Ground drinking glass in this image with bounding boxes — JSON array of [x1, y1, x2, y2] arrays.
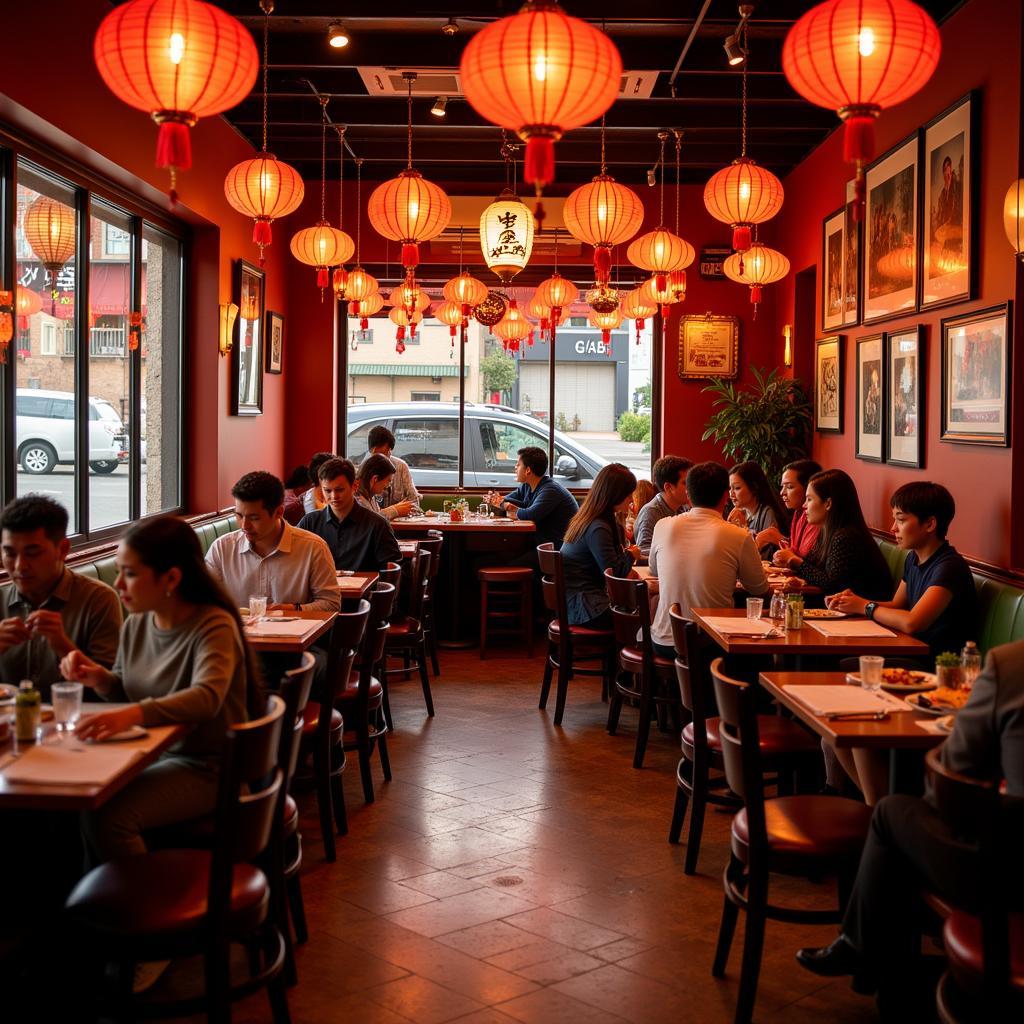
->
[[443, 500, 453, 519], [52, 681, 83, 732], [248, 595, 268, 623], [769, 591, 787, 621], [859, 655, 884, 692], [746, 597, 763, 621]]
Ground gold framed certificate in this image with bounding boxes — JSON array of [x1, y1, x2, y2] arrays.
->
[[677, 314, 739, 380]]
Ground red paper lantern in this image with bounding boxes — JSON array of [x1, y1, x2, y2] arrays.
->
[[588, 307, 623, 351], [563, 174, 644, 283], [333, 266, 349, 300], [346, 268, 378, 305], [704, 158, 784, 252], [723, 241, 790, 317], [289, 223, 355, 295], [459, 2, 621, 213], [225, 154, 304, 261], [619, 289, 656, 344], [368, 170, 451, 272], [16, 287, 43, 331], [435, 299, 463, 339], [783, 0, 940, 213], [23, 196, 76, 283], [349, 290, 383, 331], [443, 272, 489, 320], [94, 0, 258, 199], [534, 273, 579, 318], [493, 299, 532, 348], [627, 228, 695, 290]]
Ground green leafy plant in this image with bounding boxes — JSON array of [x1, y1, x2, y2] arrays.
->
[[935, 652, 960, 668], [616, 411, 651, 443], [480, 352, 517, 397], [701, 367, 812, 484]]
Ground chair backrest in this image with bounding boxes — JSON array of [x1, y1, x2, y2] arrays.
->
[[711, 657, 768, 849], [377, 562, 401, 593], [669, 604, 710, 725], [277, 652, 315, 792], [359, 582, 397, 698], [537, 542, 569, 629], [406, 548, 431, 619], [421, 532, 443, 583], [604, 568, 652, 646], [209, 694, 286, 924], [320, 601, 371, 739]]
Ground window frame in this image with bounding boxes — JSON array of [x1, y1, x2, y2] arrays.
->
[[0, 123, 188, 546]]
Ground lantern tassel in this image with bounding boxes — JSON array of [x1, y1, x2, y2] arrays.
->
[[594, 246, 612, 283], [655, 273, 667, 292], [317, 267, 329, 288], [524, 136, 555, 189], [853, 171, 867, 223], [732, 225, 752, 252], [155, 121, 192, 173], [360, 317, 369, 331], [843, 116, 876, 168], [401, 243, 419, 269], [253, 219, 273, 246], [751, 285, 762, 304]]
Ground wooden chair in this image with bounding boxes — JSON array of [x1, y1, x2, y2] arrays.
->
[[537, 542, 615, 727], [710, 658, 873, 1024], [298, 601, 370, 862], [65, 696, 290, 1024], [375, 561, 402, 731], [418, 530, 443, 676], [478, 566, 534, 659], [667, 605, 820, 874], [928, 747, 1024, 1023], [383, 548, 435, 717], [338, 582, 396, 804], [604, 569, 680, 769]]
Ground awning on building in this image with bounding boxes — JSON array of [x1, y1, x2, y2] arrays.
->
[[349, 363, 468, 377]]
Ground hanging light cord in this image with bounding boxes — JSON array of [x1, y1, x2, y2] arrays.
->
[[600, 114, 608, 176], [741, 20, 749, 158], [336, 126, 345, 228], [459, 225, 465, 274], [260, 2, 272, 152], [319, 96, 329, 222], [657, 133, 667, 225], [406, 76, 414, 170], [355, 157, 363, 261], [674, 131, 682, 234], [553, 226, 559, 272]]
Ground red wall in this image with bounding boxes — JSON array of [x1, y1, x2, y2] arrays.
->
[[0, 0, 290, 512], [772, 0, 1024, 569]]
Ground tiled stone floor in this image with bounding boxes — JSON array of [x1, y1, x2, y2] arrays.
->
[[219, 647, 878, 1023]]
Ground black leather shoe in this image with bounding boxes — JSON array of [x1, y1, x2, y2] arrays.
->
[[796, 935, 862, 978]]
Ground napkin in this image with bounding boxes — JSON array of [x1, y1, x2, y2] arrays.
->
[[785, 685, 908, 716], [699, 616, 779, 636], [246, 619, 320, 638], [2, 742, 145, 786], [805, 619, 896, 638]]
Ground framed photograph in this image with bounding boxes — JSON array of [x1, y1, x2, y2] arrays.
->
[[266, 310, 284, 374], [677, 314, 739, 379], [856, 334, 885, 462], [863, 134, 920, 325], [886, 325, 924, 468], [941, 303, 1012, 446], [814, 335, 844, 433], [843, 178, 860, 326], [822, 206, 846, 331], [921, 92, 977, 310], [231, 259, 265, 415]]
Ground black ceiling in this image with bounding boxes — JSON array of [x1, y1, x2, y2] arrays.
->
[[127, 1, 967, 189]]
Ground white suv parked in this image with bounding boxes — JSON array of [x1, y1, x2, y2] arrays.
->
[[16, 388, 126, 475]]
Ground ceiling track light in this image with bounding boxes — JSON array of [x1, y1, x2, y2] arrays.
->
[[724, 4, 755, 65], [431, 96, 448, 117], [441, 17, 459, 37], [327, 21, 350, 48]]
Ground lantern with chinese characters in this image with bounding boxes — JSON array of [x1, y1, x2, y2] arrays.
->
[[94, 0, 258, 200], [563, 171, 644, 284], [443, 271, 489, 322], [782, 0, 939, 216], [723, 241, 790, 318], [588, 306, 623, 352], [480, 189, 535, 283], [459, 2, 621, 219], [23, 196, 76, 289], [349, 290, 383, 331], [620, 290, 656, 344], [1004, 179, 1024, 260]]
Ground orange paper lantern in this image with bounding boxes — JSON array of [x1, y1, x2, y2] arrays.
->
[[493, 299, 532, 347], [225, 154, 305, 260], [289, 222, 355, 291], [723, 241, 790, 315], [443, 271, 489, 320], [534, 272, 579, 317], [349, 290, 383, 331], [23, 196, 76, 283], [94, 0, 258, 198], [588, 306, 623, 351], [435, 299, 464, 339], [627, 228, 694, 289], [704, 158, 784, 252], [563, 174, 644, 283], [368, 170, 451, 272], [346, 268, 378, 304], [619, 289, 656, 343]]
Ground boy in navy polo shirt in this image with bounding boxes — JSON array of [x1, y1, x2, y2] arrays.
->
[[827, 481, 977, 658]]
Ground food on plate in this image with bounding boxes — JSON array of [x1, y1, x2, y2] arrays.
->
[[881, 668, 931, 687], [803, 608, 845, 618], [912, 687, 972, 711], [424, 509, 437, 517]]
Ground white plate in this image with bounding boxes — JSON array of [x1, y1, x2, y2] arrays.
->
[[906, 692, 962, 716], [878, 670, 938, 694], [803, 608, 847, 619], [0, 683, 17, 701], [98, 725, 148, 742]]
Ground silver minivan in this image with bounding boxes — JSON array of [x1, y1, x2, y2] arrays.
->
[[15, 388, 127, 474], [346, 402, 607, 489]]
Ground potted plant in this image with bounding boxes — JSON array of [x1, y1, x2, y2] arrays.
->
[[702, 367, 812, 484], [935, 651, 963, 689]]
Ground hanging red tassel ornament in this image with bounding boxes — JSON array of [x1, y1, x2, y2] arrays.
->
[[333, 267, 348, 300], [401, 243, 419, 270], [396, 339, 406, 354], [594, 246, 613, 283], [396, 326, 406, 342], [732, 225, 751, 252], [316, 268, 329, 289], [750, 285, 763, 304], [668, 270, 687, 302], [253, 219, 273, 247], [128, 311, 144, 351]]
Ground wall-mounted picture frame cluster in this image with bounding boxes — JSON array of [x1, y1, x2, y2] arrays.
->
[[814, 335, 843, 433], [822, 182, 861, 331]]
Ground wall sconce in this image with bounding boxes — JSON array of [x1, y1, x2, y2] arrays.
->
[[782, 323, 793, 367], [219, 302, 239, 357]]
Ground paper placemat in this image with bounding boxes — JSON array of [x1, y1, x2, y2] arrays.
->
[[785, 685, 908, 716], [805, 619, 896, 638], [246, 619, 320, 638], [2, 741, 144, 786], [699, 616, 778, 637]]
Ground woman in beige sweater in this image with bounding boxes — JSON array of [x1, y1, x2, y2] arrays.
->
[[62, 516, 261, 862]]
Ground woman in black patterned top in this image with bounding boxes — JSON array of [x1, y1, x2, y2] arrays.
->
[[778, 469, 891, 600]]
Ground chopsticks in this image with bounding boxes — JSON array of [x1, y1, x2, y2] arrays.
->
[[824, 711, 890, 721]]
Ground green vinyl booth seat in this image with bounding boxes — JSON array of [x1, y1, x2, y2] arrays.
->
[[72, 514, 239, 588], [875, 538, 1024, 655]]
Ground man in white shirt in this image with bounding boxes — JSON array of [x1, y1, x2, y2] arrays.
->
[[648, 461, 768, 656], [367, 425, 421, 520], [206, 471, 340, 612]]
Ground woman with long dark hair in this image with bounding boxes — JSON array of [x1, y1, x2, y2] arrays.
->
[[61, 516, 260, 862], [727, 461, 791, 560], [763, 459, 823, 562], [356, 453, 396, 513], [559, 463, 639, 627], [779, 469, 891, 598], [625, 478, 656, 542]]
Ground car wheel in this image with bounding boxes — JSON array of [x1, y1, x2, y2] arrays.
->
[[19, 442, 57, 474], [90, 460, 119, 474]]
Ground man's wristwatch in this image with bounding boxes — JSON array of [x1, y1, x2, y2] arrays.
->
[[864, 601, 878, 620]]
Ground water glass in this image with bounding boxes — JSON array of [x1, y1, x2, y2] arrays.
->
[[248, 595, 268, 623], [769, 591, 787, 621], [859, 655, 884, 692], [52, 681, 83, 732], [443, 499, 453, 519], [746, 597, 763, 621]]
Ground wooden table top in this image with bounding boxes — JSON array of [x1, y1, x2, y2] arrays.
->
[[691, 607, 930, 658], [244, 609, 338, 653], [391, 514, 536, 533], [760, 671, 947, 750], [632, 567, 821, 597], [398, 540, 419, 557], [0, 709, 186, 811]]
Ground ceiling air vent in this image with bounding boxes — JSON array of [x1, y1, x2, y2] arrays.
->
[[359, 67, 462, 96]]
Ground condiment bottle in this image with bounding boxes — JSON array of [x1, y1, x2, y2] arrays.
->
[[785, 593, 804, 630], [15, 679, 41, 744], [960, 641, 981, 690]]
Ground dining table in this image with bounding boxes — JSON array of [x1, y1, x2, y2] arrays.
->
[[244, 608, 339, 654], [0, 707, 187, 811]]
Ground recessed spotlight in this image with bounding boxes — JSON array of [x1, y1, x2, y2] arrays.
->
[[431, 96, 448, 118], [723, 33, 745, 65], [327, 22, 350, 48]]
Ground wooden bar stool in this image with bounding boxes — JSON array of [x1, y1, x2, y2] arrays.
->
[[478, 566, 534, 659]]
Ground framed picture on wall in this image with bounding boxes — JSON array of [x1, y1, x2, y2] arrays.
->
[[941, 303, 1012, 446], [863, 134, 920, 325], [921, 92, 978, 310], [885, 325, 924, 468], [814, 335, 844, 433], [822, 206, 846, 331], [842, 178, 860, 326], [266, 310, 284, 374], [677, 314, 739, 379], [231, 260, 264, 415], [855, 334, 884, 462]]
